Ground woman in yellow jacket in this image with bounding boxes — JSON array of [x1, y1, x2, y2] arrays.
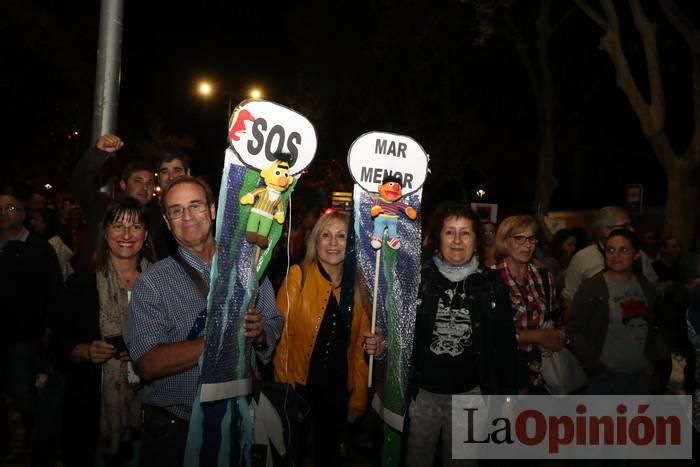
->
[[274, 210, 370, 465]]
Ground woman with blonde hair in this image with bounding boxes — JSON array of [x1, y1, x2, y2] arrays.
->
[[494, 215, 565, 394], [273, 210, 370, 465]]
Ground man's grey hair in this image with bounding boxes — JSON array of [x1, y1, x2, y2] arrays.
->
[[594, 206, 629, 240]]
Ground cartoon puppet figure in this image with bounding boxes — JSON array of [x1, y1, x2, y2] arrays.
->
[[370, 175, 417, 249], [240, 154, 293, 248]]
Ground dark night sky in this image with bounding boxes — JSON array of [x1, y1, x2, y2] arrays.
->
[[4, 0, 692, 217]]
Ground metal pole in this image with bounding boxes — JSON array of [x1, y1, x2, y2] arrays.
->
[[91, 0, 124, 143]]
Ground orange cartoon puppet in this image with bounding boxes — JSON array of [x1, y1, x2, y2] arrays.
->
[[370, 175, 417, 249]]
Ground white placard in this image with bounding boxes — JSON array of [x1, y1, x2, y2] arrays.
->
[[228, 99, 317, 175], [347, 131, 429, 195]]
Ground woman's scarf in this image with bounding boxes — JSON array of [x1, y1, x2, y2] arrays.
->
[[432, 252, 480, 282], [96, 257, 149, 455]]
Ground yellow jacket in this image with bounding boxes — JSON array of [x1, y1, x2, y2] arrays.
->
[[273, 262, 370, 413]]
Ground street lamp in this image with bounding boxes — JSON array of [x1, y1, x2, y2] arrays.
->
[[195, 79, 266, 120], [197, 80, 213, 97], [195, 79, 231, 120]]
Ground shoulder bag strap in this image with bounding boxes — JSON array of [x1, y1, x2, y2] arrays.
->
[[171, 249, 209, 299]]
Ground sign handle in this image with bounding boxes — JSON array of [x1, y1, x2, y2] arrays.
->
[[368, 248, 381, 387], [248, 246, 262, 309]]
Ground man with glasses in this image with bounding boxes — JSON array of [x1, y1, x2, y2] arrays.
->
[[0, 189, 62, 462], [71, 134, 173, 271], [562, 206, 658, 320], [124, 177, 283, 467]]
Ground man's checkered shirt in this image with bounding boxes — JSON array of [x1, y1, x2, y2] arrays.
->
[[124, 246, 282, 420]]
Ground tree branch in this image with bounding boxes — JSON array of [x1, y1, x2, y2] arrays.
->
[[551, 5, 577, 36], [536, 0, 556, 143], [574, 0, 607, 31], [591, 1, 651, 136], [660, 0, 700, 161], [629, 0, 666, 133], [659, 0, 700, 51], [537, 0, 555, 111], [504, 4, 543, 104]]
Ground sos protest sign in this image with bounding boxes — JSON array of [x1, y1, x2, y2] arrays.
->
[[228, 99, 317, 175]]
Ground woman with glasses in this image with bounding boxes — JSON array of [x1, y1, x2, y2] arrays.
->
[[494, 215, 565, 394], [50, 197, 154, 466], [568, 229, 667, 395]]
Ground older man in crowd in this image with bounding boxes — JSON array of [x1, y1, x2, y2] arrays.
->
[[124, 176, 283, 467]]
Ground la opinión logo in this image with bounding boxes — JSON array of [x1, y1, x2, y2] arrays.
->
[[451, 395, 691, 460]]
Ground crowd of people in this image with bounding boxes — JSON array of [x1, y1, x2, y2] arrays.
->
[[2, 133, 700, 467]]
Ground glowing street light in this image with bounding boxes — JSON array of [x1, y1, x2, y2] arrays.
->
[[195, 79, 266, 120], [197, 80, 213, 97]]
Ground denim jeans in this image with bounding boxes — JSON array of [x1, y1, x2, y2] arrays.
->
[[140, 405, 188, 467]]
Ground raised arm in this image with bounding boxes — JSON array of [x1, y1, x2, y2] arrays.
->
[[70, 134, 123, 217]]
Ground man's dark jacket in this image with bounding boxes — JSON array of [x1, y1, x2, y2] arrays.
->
[[0, 232, 62, 343]]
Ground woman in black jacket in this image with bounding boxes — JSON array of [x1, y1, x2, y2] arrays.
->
[[404, 202, 517, 467]]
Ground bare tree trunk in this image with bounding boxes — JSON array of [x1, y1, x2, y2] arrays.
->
[[534, 129, 557, 234], [663, 160, 697, 244], [532, 0, 558, 230], [503, 0, 559, 235]]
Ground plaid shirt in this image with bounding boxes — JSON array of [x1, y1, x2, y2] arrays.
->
[[496, 259, 558, 352], [124, 246, 282, 420]]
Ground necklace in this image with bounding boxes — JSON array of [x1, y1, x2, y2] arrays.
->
[[118, 270, 139, 290], [505, 261, 527, 286]]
